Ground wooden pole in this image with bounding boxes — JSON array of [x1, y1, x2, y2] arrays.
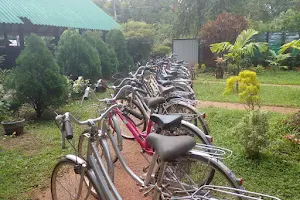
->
[[3, 24, 8, 47], [19, 25, 24, 49]]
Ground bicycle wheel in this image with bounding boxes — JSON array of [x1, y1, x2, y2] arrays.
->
[[51, 158, 97, 200], [160, 120, 210, 145], [162, 153, 243, 199], [116, 97, 147, 139], [164, 102, 210, 135]]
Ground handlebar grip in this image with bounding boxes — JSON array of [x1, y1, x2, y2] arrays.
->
[[64, 119, 73, 140], [83, 87, 90, 100], [95, 79, 101, 88]]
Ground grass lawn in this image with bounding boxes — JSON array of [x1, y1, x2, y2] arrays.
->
[[201, 107, 300, 200], [198, 70, 300, 85], [194, 78, 300, 107]]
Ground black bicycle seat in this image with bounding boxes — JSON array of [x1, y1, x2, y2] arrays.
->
[[157, 79, 172, 86], [158, 85, 175, 95], [144, 97, 166, 109], [150, 114, 182, 129], [147, 133, 195, 161]]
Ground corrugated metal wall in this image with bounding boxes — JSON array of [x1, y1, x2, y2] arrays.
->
[[172, 39, 199, 66]]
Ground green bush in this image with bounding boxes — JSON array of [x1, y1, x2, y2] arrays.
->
[[5, 34, 68, 118], [106, 29, 134, 73], [255, 64, 265, 74], [234, 109, 269, 158], [70, 76, 89, 97], [56, 30, 101, 82], [123, 21, 155, 64], [151, 45, 171, 57], [224, 70, 260, 110], [83, 31, 119, 78]]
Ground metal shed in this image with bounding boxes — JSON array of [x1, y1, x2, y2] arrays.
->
[[172, 39, 200, 66]]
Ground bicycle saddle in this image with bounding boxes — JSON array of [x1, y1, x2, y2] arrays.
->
[[150, 114, 182, 129], [144, 97, 166, 109], [158, 85, 175, 95], [147, 133, 195, 161], [157, 79, 172, 86]]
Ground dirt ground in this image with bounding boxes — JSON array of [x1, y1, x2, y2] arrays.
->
[[197, 100, 300, 114]]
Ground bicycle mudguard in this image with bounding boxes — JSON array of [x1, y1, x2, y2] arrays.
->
[[65, 154, 87, 165], [181, 120, 211, 145]]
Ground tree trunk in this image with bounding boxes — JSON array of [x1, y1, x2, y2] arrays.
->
[[35, 107, 43, 118]]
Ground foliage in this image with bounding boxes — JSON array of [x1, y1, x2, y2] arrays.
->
[[106, 29, 134, 73], [83, 31, 119, 78], [266, 50, 291, 70], [279, 39, 300, 54], [282, 111, 300, 144], [5, 34, 68, 118], [56, 30, 102, 82], [234, 109, 269, 158], [211, 29, 267, 74], [153, 22, 174, 46], [255, 64, 265, 75], [200, 12, 248, 46], [71, 76, 89, 97], [227, 63, 239, 75], [201, 64, 206, 73], [0, 85, 11, 121], [273, 9, 300, 32], [224, 70, 260, 110], [151, 45, 171, 57], [122, 21, 155, 64]]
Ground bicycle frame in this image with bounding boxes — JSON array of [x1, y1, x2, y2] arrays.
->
[[108, 106, 155, 155]]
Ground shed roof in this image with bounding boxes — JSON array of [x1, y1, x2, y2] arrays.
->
[[0, 0, 119, 30]]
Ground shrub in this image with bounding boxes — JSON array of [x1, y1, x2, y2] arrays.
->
[[5, 34, 68, 118], [282, 111, 300, 145], [200, 12, 248, 46], [255, 64, 265, 74], [227, 63, 239, 75], [106, 29, 134, 74], [83, 31, 119, 78], [122, 21, 155, 64], [234, 109, 269, 158], [151, 45, 171, 57], [201, 64, 206, 73], [56, 30, 101, 82], [224, 70, 260, 110], [71, 76, 89, 97]]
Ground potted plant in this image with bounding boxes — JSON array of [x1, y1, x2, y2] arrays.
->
[[0, 69, 25, 136]]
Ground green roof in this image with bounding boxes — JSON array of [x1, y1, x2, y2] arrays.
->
[[0, 0, 119, 30]]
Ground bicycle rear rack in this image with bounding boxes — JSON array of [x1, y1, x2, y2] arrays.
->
[[190, 144, 232, 160], [192, 185, 281, 200]]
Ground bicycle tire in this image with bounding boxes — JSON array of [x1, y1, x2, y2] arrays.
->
[[51, 158, 99, 200], [164, 102, 210, 135], [162, 152, 243, 199], [117, 97, 147, 131], [160, 120, 210, 145]]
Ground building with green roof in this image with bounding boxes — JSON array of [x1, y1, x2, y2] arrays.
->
[[0, 0, 119, 68]]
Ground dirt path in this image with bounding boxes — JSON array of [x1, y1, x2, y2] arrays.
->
[[200, 80, 300, 88], [34, 131, 151, 200], [197, 100, 300, 114]]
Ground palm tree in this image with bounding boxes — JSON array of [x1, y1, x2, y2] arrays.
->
[[210, 29, 267, 74], [279, 39, 300, 53]]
